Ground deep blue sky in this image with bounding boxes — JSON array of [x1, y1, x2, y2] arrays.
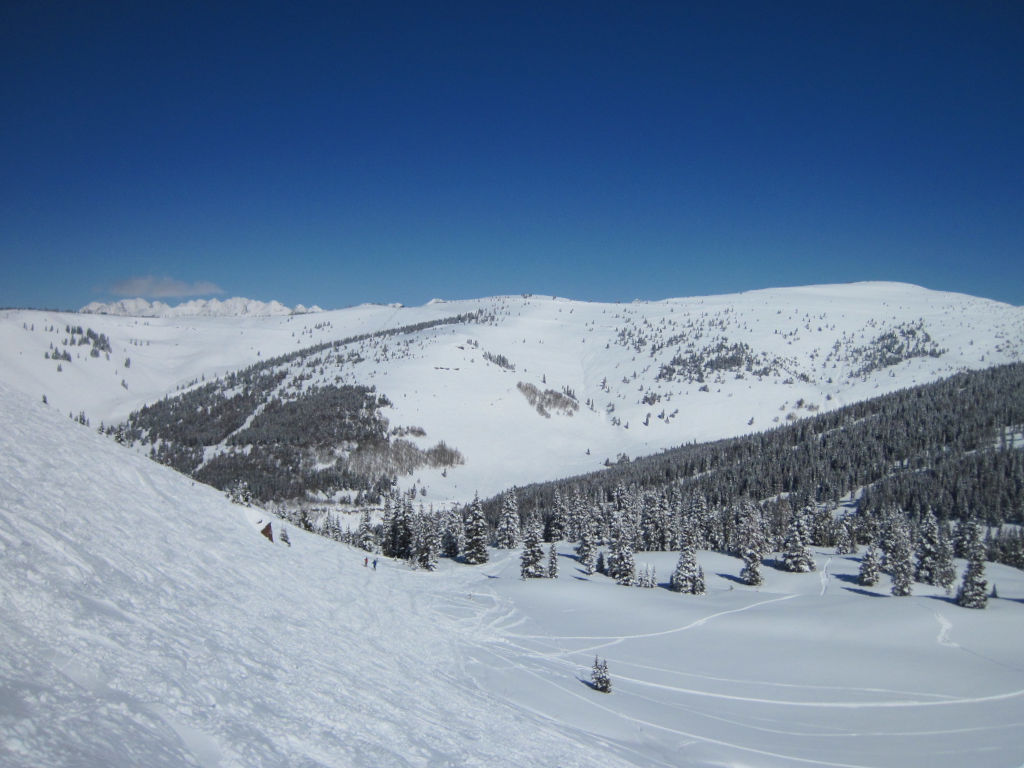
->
[[2, 1, 1022, 309]]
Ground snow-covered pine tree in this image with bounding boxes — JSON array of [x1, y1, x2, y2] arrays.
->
[[495, 490, 521, 549], [834, 516, 856, 555], [956, 520, 988, 609], [858, 543, 881, 586], [737, 501, 765, 586], [781, 507, 816, 572], [462, 493, 489, 565], [607, 514, 636, 586], [440, 504, 464, 559], [575, 518, 597, 574], [887, 522, 914, 597], [669, 541, 706, 595], [935, 524, 956, 592], [356, 509, 376, 552], [546, 542, 558, 578], [552, 488, 569, 540], [414, 507, 440, 571], [519, 516, 546, 579], [591, 657, 611, 693], [915, 509, 942, 585]]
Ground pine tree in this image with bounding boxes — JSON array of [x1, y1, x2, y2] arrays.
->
[[887, 522, 914, 597], [833, 516, 856, 555], [440, 504, 464, 559], [738, 502, 765, 586], [575, 517, 597, 574], [858, 544, 881, 586], [414, 508, 440, 571], [591, 657, 611, 693], [781, 507, 816, 572], [546, 542, 559, 578], [519, 517, 546, 579], [956, 520, 988, 609], [463, 493, 489, 565], [915, 509, 942, 585], [356, 509, 376, 552], [607, 514, 636, 586], [495, 490, 521, 549], [934, 523, 956, 592], [669, 540, 705, 595]]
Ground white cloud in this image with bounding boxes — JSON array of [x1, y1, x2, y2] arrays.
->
[[111, 276, 225, 299]]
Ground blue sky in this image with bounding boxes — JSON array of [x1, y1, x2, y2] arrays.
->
[[2, 1, 1022, 309]]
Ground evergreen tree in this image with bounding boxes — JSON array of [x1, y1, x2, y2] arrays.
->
[[669, 541, 706, 595], [495, 490, 521, 549], [414, 508, 441, 571], [738, 502, 765, 586], [463, 493, 489, 564], [546, 542, 559, 578], [956, 520, 988, 609], [887, 522, 914, 597], [591, 657, 611, 693], [606, 514, 636, 585], [934, 524, 957, 592], [781, 507, 816, 572], [858, 543, 881, 586], [915, 509, 942, 585], [519, 516, 546, 579], [575, 517, 597, 574], [833, 516, 856, 555], [356, 509, 376, 552], [440, 504, 464, 559]]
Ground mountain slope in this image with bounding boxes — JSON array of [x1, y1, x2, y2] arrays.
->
[[2, 282, 1022, 504], [3, 381, 1023, 767], [0, 382, 633, 767]]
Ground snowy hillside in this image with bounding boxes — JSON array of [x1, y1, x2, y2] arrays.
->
[[3, 381, 1023, 767], [2, 282, 1022, 504]]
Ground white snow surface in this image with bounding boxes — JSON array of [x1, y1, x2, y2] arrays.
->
[[4, 282, 1022, 505], [2, 382, 1024, 767]]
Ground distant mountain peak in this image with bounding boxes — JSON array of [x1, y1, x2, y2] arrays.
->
[[80, 297, 323, 317]]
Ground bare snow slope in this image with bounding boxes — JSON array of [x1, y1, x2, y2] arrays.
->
[[2, 282, 1022, 503], [0, 382, 635, 768]]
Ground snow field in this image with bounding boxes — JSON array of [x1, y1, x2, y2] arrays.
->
[[459, 547, 1024, 767], [0, 382, 635, 767]]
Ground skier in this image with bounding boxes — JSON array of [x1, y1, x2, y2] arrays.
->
[[364, 556, 368, 567], [372, 559, 378, 570]]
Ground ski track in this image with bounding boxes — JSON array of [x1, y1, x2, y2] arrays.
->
[[505, 593, 797, 644]]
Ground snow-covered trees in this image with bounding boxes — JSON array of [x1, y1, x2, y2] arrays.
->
[[858, 543, 881, 586], [886, 521, 914, 597], [519, 516, 546, 579], [606, 514, 636, 586], [956, 520, 988, 609], [440, 504, 464, 559], [781, 507, 816, 573], [495, 490, 521, 549], [669, 542, 705, 595], [463, 494, 489, 564], [737, 502, 765, 586], [591, 657, 611, 693], [355, 509, 376, 552], [575, 518, 597, 575], [915, 509, 944, 585], [546, 542, 559, 578]]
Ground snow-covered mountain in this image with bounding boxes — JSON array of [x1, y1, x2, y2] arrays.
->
[[80, 297, 323, 317], [2, 370, 1023, 768], [2, 282, 1022, 504]]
